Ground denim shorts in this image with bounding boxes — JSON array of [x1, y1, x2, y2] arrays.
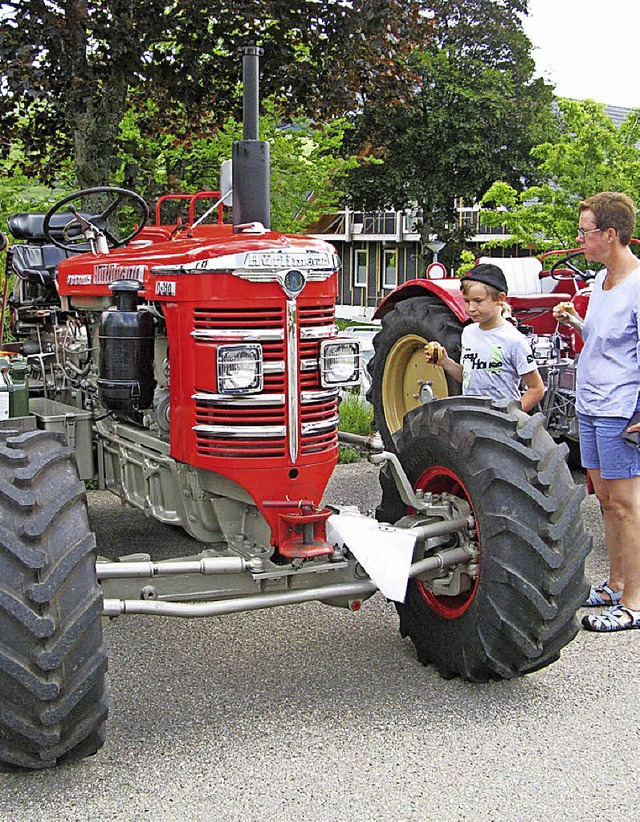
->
[[577, 412, 640, 479]]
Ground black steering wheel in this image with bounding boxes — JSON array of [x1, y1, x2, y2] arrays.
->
[[547, 251, 598, 283], [43, 186, 149, 252]]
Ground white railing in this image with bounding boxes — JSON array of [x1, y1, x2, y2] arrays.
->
[[308, 207, 510, 243]]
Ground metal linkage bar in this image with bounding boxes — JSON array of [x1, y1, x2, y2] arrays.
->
[[335, 437, 432, 514], [368, 449, 429, 511], [337, 431, 384, 451], [410, 517, 473, 541], [96, 556, 263, 580], [103, 580, 378, 618], [101, 545, 474, 618], [408, 545, 475, 578]]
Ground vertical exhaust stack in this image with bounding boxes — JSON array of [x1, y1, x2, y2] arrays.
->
[[233, 45, 271, 231]]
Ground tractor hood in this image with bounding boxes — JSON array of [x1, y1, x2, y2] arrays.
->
[[57, 231, 340, 298]]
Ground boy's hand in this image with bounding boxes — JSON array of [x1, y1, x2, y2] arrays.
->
[[424, 341, 446, 364], [425, 340, 463, 383]]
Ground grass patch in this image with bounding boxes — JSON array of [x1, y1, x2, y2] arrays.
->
[[337, 446, 361, 464], [338, 390, 373, 435], [338, 390, 374, 463]]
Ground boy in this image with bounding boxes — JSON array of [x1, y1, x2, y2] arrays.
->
[[425, 263, 545, 412]]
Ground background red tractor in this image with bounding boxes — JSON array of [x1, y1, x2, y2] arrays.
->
[[366, 249, 605, 465]]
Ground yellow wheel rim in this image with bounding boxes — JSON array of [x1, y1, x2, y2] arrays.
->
[[381, 334, 450, 435]]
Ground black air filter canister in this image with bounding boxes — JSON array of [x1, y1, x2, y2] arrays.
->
[[97, 279, 156, 412]]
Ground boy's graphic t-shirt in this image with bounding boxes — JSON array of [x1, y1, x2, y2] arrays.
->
[[460, 322, 536, 402]]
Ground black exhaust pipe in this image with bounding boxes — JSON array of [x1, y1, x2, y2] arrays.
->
[[233, 45, 271, 230]]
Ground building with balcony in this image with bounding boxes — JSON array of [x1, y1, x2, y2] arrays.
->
[[307, 104, 636, 318], [306, 206, 511, 319]]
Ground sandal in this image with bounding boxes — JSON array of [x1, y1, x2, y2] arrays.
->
[[583, 580, 622, 607], [582, 604, 640, 632]]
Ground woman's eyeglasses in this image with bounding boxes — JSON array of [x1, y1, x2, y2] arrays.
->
[[577, 227, 602, 240]]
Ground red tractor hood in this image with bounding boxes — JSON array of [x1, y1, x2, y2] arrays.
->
[[57, 232, 339, 298]]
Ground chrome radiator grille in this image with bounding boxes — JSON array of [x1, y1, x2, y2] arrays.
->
[[192, 304, 339, 459]]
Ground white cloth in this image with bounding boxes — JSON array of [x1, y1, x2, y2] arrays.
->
[[326, 513, 416, 603]]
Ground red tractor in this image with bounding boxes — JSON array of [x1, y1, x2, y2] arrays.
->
[[0, 49, 590, 769], [367, 249, 599, 465]]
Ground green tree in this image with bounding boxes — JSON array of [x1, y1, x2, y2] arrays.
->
[[117, 99, 360, 232], [0, 0, 430, 189], [0, 139, 75, 231], [344, 0, 555, 266], [481, 99, 640, 252], [0, 99, 358, 234]]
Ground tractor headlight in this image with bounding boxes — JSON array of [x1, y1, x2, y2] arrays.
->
[[320, 339, 362, 387], [217, 344, 263, 394]]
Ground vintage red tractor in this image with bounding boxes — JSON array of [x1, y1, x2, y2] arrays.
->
[[0, 49, 590, 769], [366, 249, 603, 466]]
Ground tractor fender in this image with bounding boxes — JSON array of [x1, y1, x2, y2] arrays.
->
[[374, 278, 467, 323]]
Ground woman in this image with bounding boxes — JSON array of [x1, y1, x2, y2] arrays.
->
[[554, 191, 640, 632]]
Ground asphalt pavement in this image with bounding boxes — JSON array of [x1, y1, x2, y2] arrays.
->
[[0, 462, 638, 821]]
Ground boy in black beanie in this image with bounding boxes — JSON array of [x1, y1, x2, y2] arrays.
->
[[425, 263, 544, 412]]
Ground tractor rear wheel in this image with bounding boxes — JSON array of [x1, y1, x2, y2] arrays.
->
[[367, 296, 464, 449], [377, 397, 590, 682], [0, 429, 108, 769]]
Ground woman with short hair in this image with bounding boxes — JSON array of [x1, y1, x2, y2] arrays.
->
[[554, 191, 640, 632]]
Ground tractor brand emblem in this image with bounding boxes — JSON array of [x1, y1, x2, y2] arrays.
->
[[244, 250, 333, 270], [92, 263, 146, 284], [283, 269, 306, 294], [67, 274, 93, 286], [155, 281, 177, 297]]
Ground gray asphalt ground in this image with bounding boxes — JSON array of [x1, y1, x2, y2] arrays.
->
[[0, 462, 638, 821]]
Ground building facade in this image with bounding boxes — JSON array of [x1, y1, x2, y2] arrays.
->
[[307, 206, 510, 318]]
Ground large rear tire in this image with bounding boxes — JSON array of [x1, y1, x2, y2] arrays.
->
[[377, 397, 591, 682], [367, 296, 464, 449], [0, 429, 108, 769]]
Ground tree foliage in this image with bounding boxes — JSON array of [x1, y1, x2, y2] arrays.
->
[[481, 99, 640, 252], [344, 0, 556, 264], [117, 99, 360, 232], [0, 0, 430, 188]]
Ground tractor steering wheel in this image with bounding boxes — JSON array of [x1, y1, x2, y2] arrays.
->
[[43, 186, 149, 252], [547, 252, 598, 284]]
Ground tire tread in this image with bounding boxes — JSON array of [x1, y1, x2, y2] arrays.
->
[[0, 429, 107, 769], [384, 398, 591, 681]]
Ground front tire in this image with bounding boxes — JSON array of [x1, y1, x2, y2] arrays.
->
[[367, 296, 465, 449], [0, 429, 108, 769], [377, 397, 590, 682]]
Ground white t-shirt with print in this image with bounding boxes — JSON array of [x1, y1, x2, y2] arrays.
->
[[460, 321, 536, 402]]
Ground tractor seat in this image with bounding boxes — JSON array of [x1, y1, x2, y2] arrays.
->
[[476, 256, 571, 308], [7, 211, 92, 242], [7, 211, 93, 284], [9, 243, 70, 285]]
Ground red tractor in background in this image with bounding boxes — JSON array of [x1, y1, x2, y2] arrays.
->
[[0, 48, 590, 770], [367, 248, 600, 465]]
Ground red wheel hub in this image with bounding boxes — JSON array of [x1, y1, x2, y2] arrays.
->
[[414, 465, 478, 618]]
